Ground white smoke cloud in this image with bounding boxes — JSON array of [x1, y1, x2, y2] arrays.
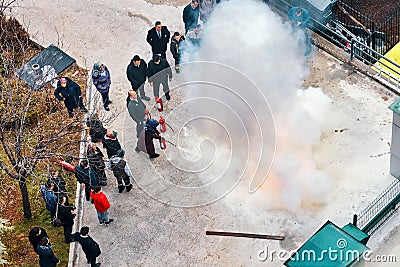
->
[[176, 0, 335, 211]]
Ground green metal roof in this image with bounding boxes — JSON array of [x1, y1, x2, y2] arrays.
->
[[284, 221, 369, 267], [389, 98, 400, 115]]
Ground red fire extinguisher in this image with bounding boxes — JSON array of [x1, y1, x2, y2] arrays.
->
[[159, 116, 166, 133], [155, 96, 163, 112], [57, 160, 76, 172], [159, 137, 167, 150]]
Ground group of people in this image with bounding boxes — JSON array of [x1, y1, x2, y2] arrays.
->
[[29, 226, 102, 267]]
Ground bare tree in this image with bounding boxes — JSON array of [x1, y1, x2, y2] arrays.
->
[[0, 15, 84, 219]]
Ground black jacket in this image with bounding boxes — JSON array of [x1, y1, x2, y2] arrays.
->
[[147, 58, 173, 83], [170, 36, 184, 59], [86, 118, 107, 142], [54, 77, 82, 109], [183, 4, 199, 31], [58, 204, 75, 226], [102, 136, 122, 158], [36, 244, 59, 267], [87, 147, 106, 171], [72, 233, 101, 259], [146, 26, 171, 54], [74, 165, 99, 188], [126, 59, 148, 90]]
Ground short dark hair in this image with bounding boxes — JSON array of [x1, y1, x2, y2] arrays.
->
[[296, 7, 302, 14], [80, 226, 89, 236], [192, 0, 198, 3], [93, 186, 101, 193], [39, 237, 48, 246], [155, 21, 161, 27], [133, 55, 140, 62], [174, 32, 180, 37], [80, 159, 89, 168]]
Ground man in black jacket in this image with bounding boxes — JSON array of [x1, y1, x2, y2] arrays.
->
[[72, 226, 101, 267], [147, 54, 173, 100], [74, 159, 99, 201], [146, 21, 170, 59], [58, 196, 76, 243], [102, 130, 122, 158], [54, 77, 88, 118], [126, 55, 150, 101], [170, 32, 185, 73], [183, 0, 199, 33]]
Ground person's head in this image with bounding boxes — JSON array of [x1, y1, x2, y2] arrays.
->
[[39, 237, 49, 246], [93, 62, 103, 71], [133, 55, 141, 66], [155, 21, 162, 31], [117, 149, 125, 158], [59, 77, 67, 87], [173, 32, 181, 41], [60, 195, 67, 205], [80, 159, 89, 168], [153, 54, 160, 64], [50, 169, 59, 178], [191, 0, 199, 8], [88, 142, 97, 150], [128, 90, 137, 99], [80, 226, 90, 236], [296, 7, 303, 16], [93, 186, 101, 193], [106, 130, 117, 139], [31, 227, 41, 236], [45, 181, 55, 190]]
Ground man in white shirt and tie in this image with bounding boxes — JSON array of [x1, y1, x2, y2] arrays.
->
[[146, 21, 171, 59]]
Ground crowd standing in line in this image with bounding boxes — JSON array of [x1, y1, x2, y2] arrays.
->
[[31, 1, 222, 265]]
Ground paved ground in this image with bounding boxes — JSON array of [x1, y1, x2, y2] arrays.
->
[[11, 0, 400, 266]]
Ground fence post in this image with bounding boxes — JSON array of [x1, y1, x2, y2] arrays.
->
[[353, 214, 358, 227]]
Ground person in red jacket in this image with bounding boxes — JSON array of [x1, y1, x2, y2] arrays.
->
[[90, 186, 114, 225]]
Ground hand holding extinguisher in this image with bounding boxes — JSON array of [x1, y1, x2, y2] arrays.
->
[[159, 136, 167, 150], [155, 96, 163, 112], [159, 116, 166, 133]]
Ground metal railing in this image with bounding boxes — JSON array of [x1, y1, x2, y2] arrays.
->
[[353, 179, 400, 235]]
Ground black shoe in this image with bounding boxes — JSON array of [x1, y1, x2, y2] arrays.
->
[[104, 106, 110, 111], [107, 100, 112, 104], [141, 95, 150, 101], [118, 185, 125, 193], [165, 92, 170, 101], [105, 219, 114, 225], [87, 260, 91, 264], [126, 184, 133, 192], [135, 146, 140, 152], [149, 153, 160, 159], [95, 263, 101, 267]]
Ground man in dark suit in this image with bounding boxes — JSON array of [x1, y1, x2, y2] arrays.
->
[[72, 226, 101, 267], [126, 55, 150, 101], [127, 90, 148, 138], [146, 21, 170, 59]]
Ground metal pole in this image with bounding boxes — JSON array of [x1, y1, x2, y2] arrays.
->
[[206, 230, 285, 240]]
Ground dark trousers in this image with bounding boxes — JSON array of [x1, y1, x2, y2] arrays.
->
[[100, 92, 110, 108], [116, 174, 131, 187], [153, 81, 169, 98], [63, 225, 73, 243], [85, 187, 91, 201], [93, 168, 107, 186], [66, 98, 86, 118], [87, 255, 98, 267], [134, 84, 147, 98], [174, 57, 180, 70]]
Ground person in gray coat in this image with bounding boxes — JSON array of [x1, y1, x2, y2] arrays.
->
[[107, 149, 133, 193], [199, 0, 217, 22], [127, 90, 148, 138]]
